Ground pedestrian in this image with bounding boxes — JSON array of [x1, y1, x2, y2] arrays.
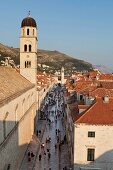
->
[[7, 164, 11, 170], [55, 129, 57, 135], [27, 151, 31, 162], [64, 135, 66, 143], [39, 130, 41, 134], [28, 155, 31, 162], [47, 148, 50, 152], [48, 152, 51, 159], [49, 137, 51, 142], [41, 142, 45, 148], [27, 151, 30, 157], [36, 130, 38, 136], [46, 137, 48, 143], [44, 151, 46, 156], [55, 144, 57, 149], [59, 143, 61, 151], [31, 151, 35, 157], [58, 129, 60, 133], [39, 154, 42, 161], [57, 136, 59, 143]]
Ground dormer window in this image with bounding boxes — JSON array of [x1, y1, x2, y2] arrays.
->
[[27, 29, 29, 35]]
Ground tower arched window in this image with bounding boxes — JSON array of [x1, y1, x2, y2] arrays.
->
[[24, 44, 27, 52], [33, 29, 35, 35], [23, 29, 25, 36], [25, 61, 31, 68], [29, 45, 32, 52], [27, 29, 29, 35], [25, 61, 27, 68]]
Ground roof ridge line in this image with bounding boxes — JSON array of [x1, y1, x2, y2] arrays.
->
[[75, 99, 97, 123]]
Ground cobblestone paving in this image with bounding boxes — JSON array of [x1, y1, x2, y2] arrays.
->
[[19, 120, 46, 170], [20, 86, 71, 170]]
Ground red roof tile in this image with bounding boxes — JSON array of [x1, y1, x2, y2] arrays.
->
[[89, 88, 113, 98], [75, 97, 113, 125]]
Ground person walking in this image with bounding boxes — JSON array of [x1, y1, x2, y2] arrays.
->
[[44, 150, 46, 156], [39, 154, 42, 161], [27, 151, 31, 162], [55, 143, 57, 149], [31, 151, 35, 157], [55, 129, 57, 135], [48, 152, 51, 159]]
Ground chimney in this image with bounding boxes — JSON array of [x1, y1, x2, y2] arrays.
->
[[103, 96, 109, 103]]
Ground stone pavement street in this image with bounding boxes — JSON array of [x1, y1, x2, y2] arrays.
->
[[19, 85, 71, 170], [33, 111, 71, 170], [19, 119, 46, 170], [33, 89, 71, 170]]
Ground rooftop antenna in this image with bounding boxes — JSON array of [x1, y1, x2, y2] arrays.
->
[[28, 11, 31, 17]]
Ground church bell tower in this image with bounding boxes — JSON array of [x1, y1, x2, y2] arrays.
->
[[61, 66, 64, 84], [20, 12, 37, 84]]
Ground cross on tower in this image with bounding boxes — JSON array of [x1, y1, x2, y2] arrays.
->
[[28, 11, 31, 17]]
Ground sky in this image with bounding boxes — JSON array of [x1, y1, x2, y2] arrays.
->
[[0, 0, 113, 68]]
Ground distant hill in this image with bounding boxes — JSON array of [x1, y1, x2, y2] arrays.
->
[[37, 49, 93, 72], [0, 43, 19, 65], [0, 43, 93, 72], [93, 65, 113, 74]]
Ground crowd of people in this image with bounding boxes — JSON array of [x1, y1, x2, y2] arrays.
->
[[28, 84, 71, 170]]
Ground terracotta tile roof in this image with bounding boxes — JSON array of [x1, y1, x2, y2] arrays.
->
[[74, 81, 97, 93], [89, 88, 113, 98], [99, 74, 113, 81], [78, 105, 90, 109], [88, 72, 99, 77], [0, 67, 34, 105], [79, 86, 97, 95], [75, 97, 113, 125], [100, 82, 113, 89]]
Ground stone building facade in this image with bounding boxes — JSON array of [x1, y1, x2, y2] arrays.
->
[[0, 67, 36, 170], [74, 123, 113, 170], [0, 13, 56, 170]]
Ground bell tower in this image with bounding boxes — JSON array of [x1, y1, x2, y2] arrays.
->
[[61, 66, 64, 84], [20, 12, 37, 84]]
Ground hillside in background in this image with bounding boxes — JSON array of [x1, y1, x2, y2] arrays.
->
[[0, 43, 20, 64], [0, 43, 93, 72], [93, 65, 113, 74], [37, 50, 93, 72]]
